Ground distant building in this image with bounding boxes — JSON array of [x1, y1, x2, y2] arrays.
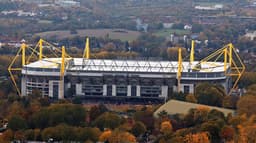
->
[[55, 0, 80, 7], [1, 10, 37, 17], [136, 18, 148, 32], [195, 4, 223, 10], [244, 31, 256, 41], [184, 24, 192, 30], [163, 23, 174, 29]]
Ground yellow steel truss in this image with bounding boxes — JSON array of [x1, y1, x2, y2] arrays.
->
[[8, 39, 72, 96], [193, 43, 245, 95]]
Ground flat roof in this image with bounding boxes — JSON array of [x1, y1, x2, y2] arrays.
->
[[24, 58, 227, 73], [154, 100, 235, 117]]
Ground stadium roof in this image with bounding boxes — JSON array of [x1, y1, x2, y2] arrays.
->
[[24, 58, 227, 73]]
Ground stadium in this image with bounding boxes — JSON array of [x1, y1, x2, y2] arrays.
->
[[9, 39, 245, 101]]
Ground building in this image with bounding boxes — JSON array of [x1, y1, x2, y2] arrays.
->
[[9, 39, 244, 102], [244, 31, 256, 41], [55, 0, 80, 7], [21, 58, 232, 100]]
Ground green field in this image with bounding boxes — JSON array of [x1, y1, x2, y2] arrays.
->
[[36, 29, 141, 42], [154, 29, 191, 37]]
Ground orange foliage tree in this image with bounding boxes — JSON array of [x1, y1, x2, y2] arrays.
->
[[108, 130, 136, 143], [160, 121, 173, 134], [184, 132, 210, 143], [99, 129, 112, 142]]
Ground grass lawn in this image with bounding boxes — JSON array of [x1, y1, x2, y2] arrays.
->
[[36, 29, 141, 42], [154, 29, 191, 37]]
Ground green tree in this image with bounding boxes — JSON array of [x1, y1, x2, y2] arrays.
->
[[133, 109, 155, 130], [30, 104, 86, 128], [131, 121, 146, 137], [195, 83, 225, 106], [8, 115, 27, 131], [93, 112, 123, 130], [89, 104, 108, 121]]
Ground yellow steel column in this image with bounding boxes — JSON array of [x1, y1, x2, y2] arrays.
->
[[229, 43, 232, 66], [224, 48, 227, 72], [21, 43, 26, 66], [39, 39, 43, 60], [61, 46, 65, 77], [83, 37, 90, 59], [190, 40, 195, 64], [177, 48, 182, 92], [59, 46, 66, 99]]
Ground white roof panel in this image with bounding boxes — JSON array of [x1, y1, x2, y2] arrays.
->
[[24, 58, 227, 73]]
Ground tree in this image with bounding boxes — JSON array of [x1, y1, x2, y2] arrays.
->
[[200, 121, 222, 142], [7, 101, 27, 119], [195, 83, 225, 106], [0, 129, 14, 142], [41, 124, 76, 141], [246, 84, 256, 95], [89, 104, 108, 121], [133, 109, 155, 130], [108, 130, 136, 143], [160, 121, 173, 134], [184, 107, 210, 127], [99, 129, 112, 142], [166, 47, 187, 61], [237, 95, 256, 116], [185, 94, 197, 103], [30, 104, 86, 128], [184, 132, 210, 143], [93, 112, 123, 130], [220, 126, 235, 142], [131, 121, 146, 137], [8, 115, 27, 131]]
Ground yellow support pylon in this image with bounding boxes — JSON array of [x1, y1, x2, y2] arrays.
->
[[39, 39, 43, 60], [21, 43, 26, 66], [177, 48, 182, 92], [224, 48, 227, 72], [83, 37, 90, 59], [190, 40, 195, 64]]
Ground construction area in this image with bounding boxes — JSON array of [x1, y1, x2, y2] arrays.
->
[[8, 39, 245, 102]]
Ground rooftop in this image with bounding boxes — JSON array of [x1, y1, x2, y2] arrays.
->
[[24, 58, 227, 73]]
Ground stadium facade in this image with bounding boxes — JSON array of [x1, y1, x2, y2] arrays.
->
[[21, 58, 231, 100], [9, 39, 244, 100]]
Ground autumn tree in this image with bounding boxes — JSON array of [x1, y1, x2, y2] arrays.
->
[[184, 132, 210, 143], [99, 129, 112, 142], [166, 47, 187, 61], [160, 121, 173, 134], [237, 95, 256, 116], [185, 94, 197, 103], [133, 109, 155, 130], [184, 107, 210, 127], [108, 130, 136, 143], [93, 112, 123, 130], [220, 126, 235, 142]]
